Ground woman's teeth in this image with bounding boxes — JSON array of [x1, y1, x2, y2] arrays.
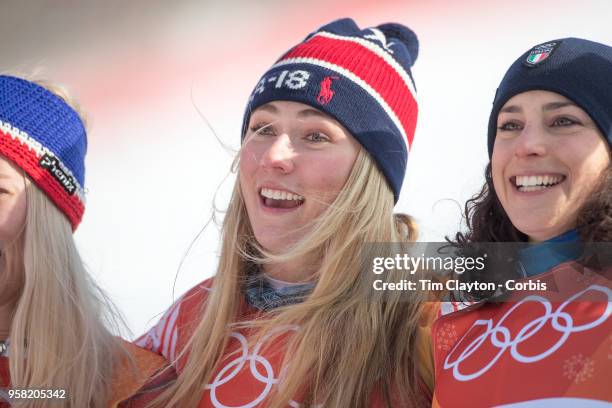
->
[[260, 188, 305, 209], [514, 175, 565, 192], [260, 188, 304, 201]]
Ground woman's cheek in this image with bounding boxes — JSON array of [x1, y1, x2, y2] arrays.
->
[[0, 201, 26, 244], [309, 163, 348, 201], [239, 142, 259, 172], [491, 147, 510, 197]]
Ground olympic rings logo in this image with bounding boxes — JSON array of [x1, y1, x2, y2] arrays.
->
[[205, 325, 303, 408], [443, 284, 612, 382]]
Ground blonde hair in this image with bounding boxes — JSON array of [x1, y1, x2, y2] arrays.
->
[[154, 148, 426, 407], [6, 183, 127, 408], [1, 78, 128, 407]]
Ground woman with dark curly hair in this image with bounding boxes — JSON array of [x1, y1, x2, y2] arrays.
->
[[432, 38, 612, 407]]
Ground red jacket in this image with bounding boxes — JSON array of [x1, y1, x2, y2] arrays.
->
[[432, 262, 612, 407], [136, 278, 436, 407]]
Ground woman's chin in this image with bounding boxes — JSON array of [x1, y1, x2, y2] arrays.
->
[[255, 236, 296, 255]]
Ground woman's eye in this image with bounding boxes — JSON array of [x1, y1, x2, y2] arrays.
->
[[250, 123, 274, 136], [305, 132, 329, 143], [552, 117, 578, 127], [497, 122, 522, 131]]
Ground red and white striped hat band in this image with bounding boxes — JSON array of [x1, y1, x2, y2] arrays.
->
[[0, 121, 85, 230], [0, 75, 88, 230], [275, 30, 418, 150]]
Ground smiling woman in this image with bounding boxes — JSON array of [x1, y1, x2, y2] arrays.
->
[[240, 100, 361, 281], [133, 18, 436, 408], [492, 90, 610, 242], [460, 38, 612, 244], [432, 38, 612, 407]]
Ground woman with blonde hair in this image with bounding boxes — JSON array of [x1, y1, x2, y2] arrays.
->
[[135, 18, 435, 408], [0, 75, 166, 407]]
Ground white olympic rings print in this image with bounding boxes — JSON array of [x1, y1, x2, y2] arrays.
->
[[443, 284, 612, 382], [205, 325, 302, 408]]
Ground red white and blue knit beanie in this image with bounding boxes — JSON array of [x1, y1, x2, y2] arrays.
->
[[0, 75, 87, 230], [242, 18, 419, 203]]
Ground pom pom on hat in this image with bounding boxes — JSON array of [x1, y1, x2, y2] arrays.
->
[[377, 22, 419, 67]]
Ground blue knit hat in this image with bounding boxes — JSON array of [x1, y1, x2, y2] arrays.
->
[[242, 18, 419, 203], [0, 75, 87, 230], [488, 38, 612, 157]]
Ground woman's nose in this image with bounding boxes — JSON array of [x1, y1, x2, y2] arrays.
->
[[514, 124, 547, 158], [260, 134, 295, 174]]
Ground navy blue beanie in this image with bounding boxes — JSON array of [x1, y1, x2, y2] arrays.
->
[[488, 38, 612, 157], [242, 18, 419, 203]]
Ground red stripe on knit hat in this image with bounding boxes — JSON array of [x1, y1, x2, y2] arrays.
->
[[280, 34, 418, 147], [0, 129, 84, 230]]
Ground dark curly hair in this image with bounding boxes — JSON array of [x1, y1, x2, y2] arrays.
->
[[453, 162, 612, 244], [446, 160, 611, 302]]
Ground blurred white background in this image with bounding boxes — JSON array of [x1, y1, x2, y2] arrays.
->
[[1, 0, 609, 336]]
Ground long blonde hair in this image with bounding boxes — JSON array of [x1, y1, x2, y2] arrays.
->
[[6, 182, 127, 408], [1, 78, 128, 407], [154, 148, 427, 407]]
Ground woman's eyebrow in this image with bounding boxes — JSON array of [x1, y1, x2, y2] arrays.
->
[[297, 108, 327, 119], [500, 101, 578, 114], [500, 105, 521, 114], [543, 101, 578, 111], [257, 104, 278, 114]]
